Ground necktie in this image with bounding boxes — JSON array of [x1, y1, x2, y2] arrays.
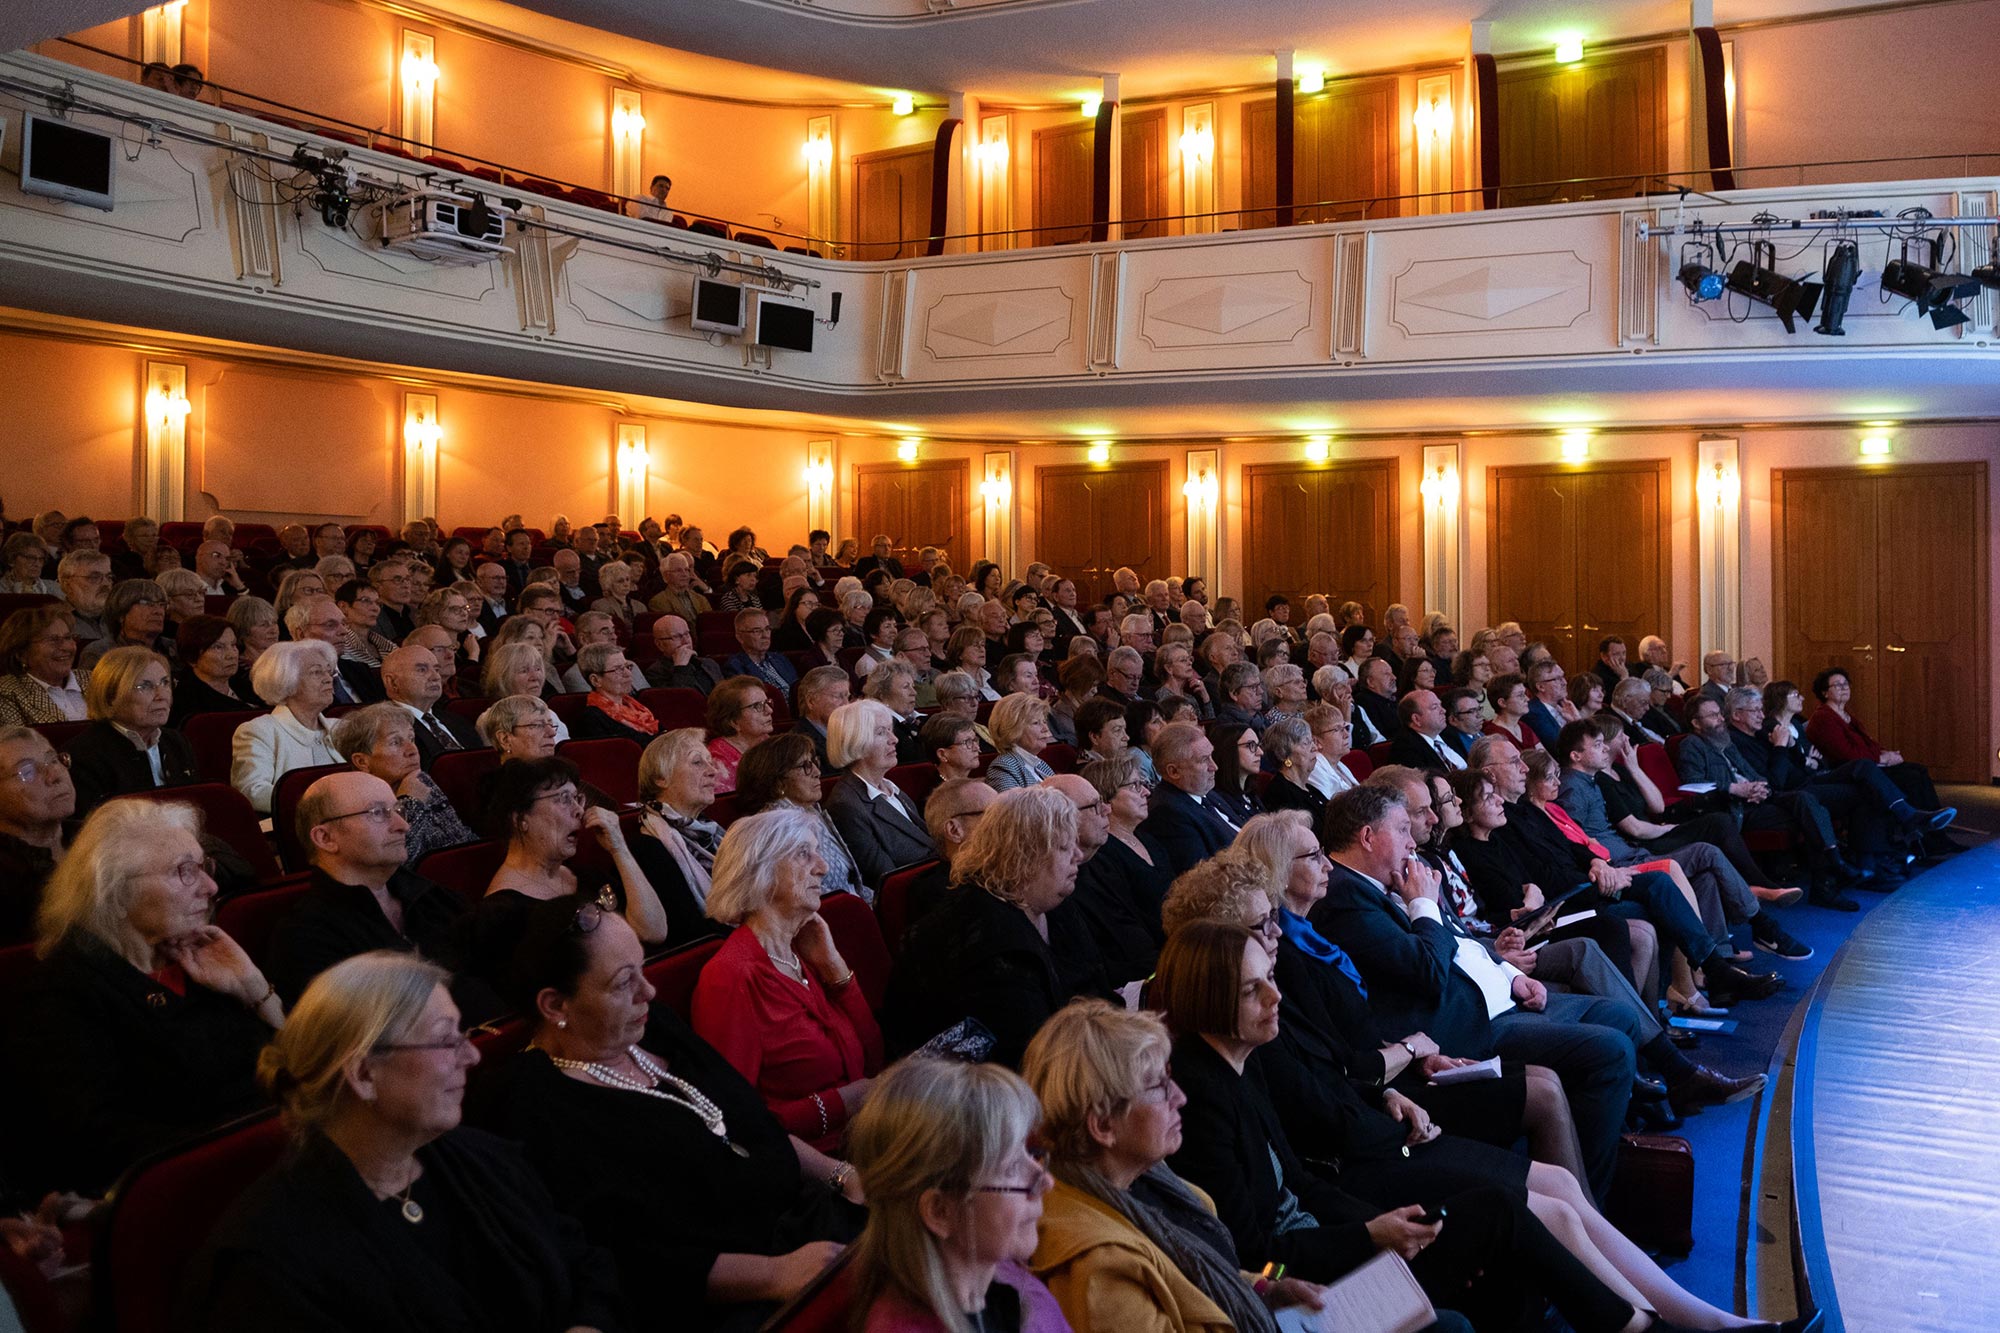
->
[[1431, 736, 1455, 767], [419, 713, 460, 751]]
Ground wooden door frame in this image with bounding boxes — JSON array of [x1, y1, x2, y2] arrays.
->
[[1771, 461, 1989, 778], [1486, 460, 1671, 668], [1033, 459, 1171, 596], [852, 458, 970, 571], [1240, 458, 1401, 617]]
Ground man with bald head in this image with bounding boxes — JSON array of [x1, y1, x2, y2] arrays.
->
[[266, 770, 495, 1017], [289, 594, 380, 703], [891, 778, 1000, 940], [194, 540, 246, 596], [380, 645, 481, 768], [643, 613, 722, 694], [1043, 772, 1157, 988]]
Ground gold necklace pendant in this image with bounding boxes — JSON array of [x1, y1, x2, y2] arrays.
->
[[401, 1196, 425, 1224]]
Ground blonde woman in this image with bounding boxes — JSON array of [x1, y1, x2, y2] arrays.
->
[[182, 951, 623, 1331], [63, 646, 197, 814], [984, 692, 1055, 792], [847, 1058, 1067, 1333]]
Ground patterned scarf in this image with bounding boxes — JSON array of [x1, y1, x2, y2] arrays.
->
[[587, 691, 659, 736]]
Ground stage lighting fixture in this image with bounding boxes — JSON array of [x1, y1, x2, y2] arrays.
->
[[1970, 260, 2000, 290], [1724, 240, 1821, 333], [1677, 262, 1724, 302], [1814, 240, 1861, 336], [1880, 234, 1979, 330]]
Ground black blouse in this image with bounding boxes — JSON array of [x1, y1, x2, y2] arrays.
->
[[476, 1009, 859, 1325], [184, 1127, 627, 1333], [168, 672, 258, 730], [5, 932, 271, 1193], [1054, 833, 1169, 988], [460, 879, 625, 1001]]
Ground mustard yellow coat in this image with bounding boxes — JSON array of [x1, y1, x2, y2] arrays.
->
[[1028, 1179, 1242, 1333]]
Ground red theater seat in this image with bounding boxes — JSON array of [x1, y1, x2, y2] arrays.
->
[[415, 839, 507, 907], [182, 711, 259, 786], [875, 858, 938, 959], [818, 890, 891, 1013], [643, 936, 727, 1017], [557, 737, 642, 805], [113, 784, 282, 884], [213, 873, 315, 970]]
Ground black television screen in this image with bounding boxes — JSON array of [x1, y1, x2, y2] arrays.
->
[[689, 278, 745, 334], [753, 295, 815, 353], [21, 115, 115, 210]]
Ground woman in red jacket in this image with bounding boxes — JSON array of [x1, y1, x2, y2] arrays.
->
[[1800, 669, 1955, 854]]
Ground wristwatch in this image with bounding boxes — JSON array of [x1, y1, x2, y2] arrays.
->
[[1399, 1040, 1419, 1061]]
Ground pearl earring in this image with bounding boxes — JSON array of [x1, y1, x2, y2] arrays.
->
[[557, 1018, 567, 1029]]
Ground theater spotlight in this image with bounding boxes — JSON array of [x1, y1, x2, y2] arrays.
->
[[1880, 234, 1979, 330], [1814, 240, 1861, 336], [1677, 262, 1724, 302], [1725, 240, 1822, 333], [1973, 260, 2000, 290]]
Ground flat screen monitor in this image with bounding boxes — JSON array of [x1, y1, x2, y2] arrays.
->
[[751, 292, 815, 353], [689, 278, 746, 334], [20, 114, 115, 211]]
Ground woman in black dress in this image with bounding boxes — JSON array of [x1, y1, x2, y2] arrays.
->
[[1204, 722, 1265, 829], [184, 951, 625, 1333], [168, 615, 259, 729], [481, 898, 860, 1332]]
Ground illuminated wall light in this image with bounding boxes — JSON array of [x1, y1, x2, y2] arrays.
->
[[1080, 96, 1101, 119], [896, 439, 920, 462], [399, 32, 437, 149], [1177, 124, 1214, 165], [975, 137, 1010, 168], [1086, 441, 1112, 464], [146, 387, 192, 427], [1412, 92, 1452, 138], [1695, 460, 1740, 508], [400, 391, 440, 524], [1418, 461, 1460, 510], [804, 459, 834, 489], [401, 50, 439, 88], [1182, 469, 1219, 508], [891, 93, 915, 117], [610, 89, 645, 200], [1859, 434, 1893, 459], [615, 423, 649, 520], [1304, 437, 1330, 463], [981, 470, 1012, 503], [1297, 67, 1326, 94], [1554, 35, 1585, 64], [804, 114, 834, 250], [1559, 431, 1592, 463], [611, 106, 646, 138], [403, 412, 441, 453], [802, 134, 835, 167]]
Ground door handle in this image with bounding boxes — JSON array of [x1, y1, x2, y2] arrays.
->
[[1849, 645, 1872, 652], [1885, 644, 1907, 653]]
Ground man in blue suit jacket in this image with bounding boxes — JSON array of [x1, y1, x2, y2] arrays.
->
[[1308, 782, 1643, 1204], [1137, 721, 1240, 877], [1522, 660, 1571, 749]]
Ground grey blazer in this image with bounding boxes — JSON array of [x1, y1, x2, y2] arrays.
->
[[824, 775, 938, 889]]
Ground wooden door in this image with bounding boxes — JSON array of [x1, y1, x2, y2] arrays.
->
[[852, 144, 934, 261], [853, 460, 970, 574], [1034, 462, 1170, 603], [1242, 78, 1401, 228], [1033, 121, 1094, 245], [1120, 108, 1166, 239], [1775, 463, 1988, 781], [1242, 461, 1399, 622], [1488, 462, 1668, 676], [1497, 46, 1666, 206]]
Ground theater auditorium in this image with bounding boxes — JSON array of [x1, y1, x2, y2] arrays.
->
[[0, 0, 1996, 1328]]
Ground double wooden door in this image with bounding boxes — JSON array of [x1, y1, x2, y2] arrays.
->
[[1034, 462, 1171, 603], [853, 460, 969, 574], [1488, 461, 1669, 677], [1773, 463, 1988, 782], [1031, 109, 1165, 245], [1241, 76, 1400, 226], [1497, 46, 1667, 207], [1241, 460, 1400, 624], [852, 143, 934, 260]]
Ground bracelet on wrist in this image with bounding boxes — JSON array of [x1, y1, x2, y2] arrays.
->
[[810, 1092, 830, 1139]]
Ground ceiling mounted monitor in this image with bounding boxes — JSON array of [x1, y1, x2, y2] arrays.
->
[[19, 114, 115, 211]]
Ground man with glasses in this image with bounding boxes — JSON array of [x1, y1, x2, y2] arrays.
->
[[721, 610, 797, 693], [289, 594, 381, 704], [0, 726, 76, 936], [791, 666, 850, 770], [268, 770, 498, 1019], [370, 559, 419, 644], [642, 613, 722, 695], [1441, 687, 1487, 754], [1098, 646, 1146, 708], [899, 778, 999, 935], [381, 645, 482, 770], [57, 551, 114, 652], [1138, 722, 1238, 876], [1044, 772, 1155, 989]]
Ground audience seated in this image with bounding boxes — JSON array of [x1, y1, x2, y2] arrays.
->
[[629, 728, 730, 945], [722, 610, 798, 694], [0, 605, 87, 725], [1138, 722, 1239, 875], [826, 699, 939, 889], [1483, 671, 1541, 750], [1043, 769, 1157, 991], [572, 642, 661, 744], [1259, 714, 1325, 819], [894, 777, 996, 933], [56, 551, 113, 652], [691, 808, 884, 1151], [0, 725, 75, 943], [63, 646, 198, 814], [182, 951, 623, 1331], [289, 594, 384, 705], [986, 693, 1057, 791], [380, 644, 482, 766], [8, 799, 281, 1193], [883, 785, 1103, 1066], [645, 613, 723, 694], [331, 704, 477, 863], [792, 664, 849, 770], [1388, 688, 1472, 772], [169, 613, 259, 728], [477, 691, 563, 761], [846, 1058, 1068, 1333], [733, 732, 868, 899], [487, 897, 860, 1329], [1204, 721, 1266, 829], [230, 639, 344, 813], [706, 675, 776, 793]]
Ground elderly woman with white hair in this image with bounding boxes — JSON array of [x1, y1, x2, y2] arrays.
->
[[157, 566, 208, 635], [183, 951, 625, 1332], [824, 698, 939, 890], [881, 784, 1103, 1066], [8, 799, 283, 1192], [333, 702, 475, 862], [476, 692, 561, 761], [984, 692, 1056, 791], [691, 808, 884, 1151], [1263, 662, 1308, 718], [231, 638, 343, 813], [571, 641, 660, 744]]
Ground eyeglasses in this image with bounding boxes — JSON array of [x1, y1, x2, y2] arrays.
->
[[374, 1032, 476, 1056], [165, 856, 217, 888], [1292, 848, 1329, 867], [974, 1146, 1052, 1196], [7, 752, 71, 785], [791, 760, 823, 777], [1251, 909, 1283, 936], [318, 804, 400, 828], [512, 720, 559, 735], [130, 676, 172, 695], [535, 789, 586, 810], [742, 699, 773, 713], [1132, 1066, 1176, 1104]]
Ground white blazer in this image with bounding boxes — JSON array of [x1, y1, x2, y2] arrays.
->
[[231, 705, 342, 813]]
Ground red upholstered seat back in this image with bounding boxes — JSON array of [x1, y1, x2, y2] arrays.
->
[[557, 737, 642, 804], [213, 874, 314, 970], [414, 839, 508, 907], [636, 687, 708, 731], [272, 762, 351, 871], [113, 784, 283, 884], [642, 937, 727, 1016], [760, 1252, 854, 1333], [1341, 750, 1373, 781], [885, 763, 940, 806], [182, 711, 260, 785], [1634, 743, 1689, 811], [1038, 743, 1078, 774], [818, 890, 891, 1013], [431, 748, 502, 824], [1369, 740, 1393, 765], [875, 859, 939, 960], [99, 1113, 291, 1333]]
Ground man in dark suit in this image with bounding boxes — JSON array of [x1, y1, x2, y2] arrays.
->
[[792, 666, 848, 770], [1386, 689, 1469, 773], [642, 615, 723, 695], [850, 534, 906, 582], [1602, 678, 1671, 746], [1307, 783, 1644, 1204], [1137, 721, 1240, 876], [1441, 687, 1486, 757], [824, 753, 938, 889], [289, 595, 382, 704], [471, 563, 512, 638], [1590, 636, 1630, 694], [1351, 657, 1401, 742], [497, 529, 537, 597], [381, 646, 482, 771], [1522, 660, 1572, 749], [720, 610, 797, 695]]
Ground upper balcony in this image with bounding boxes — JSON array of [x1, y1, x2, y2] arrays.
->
[[2, 50, 1997, 435]]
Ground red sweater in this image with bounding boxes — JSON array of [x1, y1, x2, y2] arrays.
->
[[1804, 707, 1883, 764], [690, 925, 883, 1151]]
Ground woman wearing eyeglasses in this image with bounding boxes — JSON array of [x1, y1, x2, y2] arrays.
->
[[186, 951, 625, 1333], [484, 898, 859, 1331], [61, 645, 200, 815], [79, 578, 173, 670], [848, 1057, 1069, 1333], [705, 675, 777, 794], [0, 604, 87, 726], [571, 643, 661, 746], [8, 799, 281, 1194], [1204, 723, 1266, 831], [0, 725, 75, 943], [462, 757, 670, 995], [1068, 752, 1168, 981], [733, 733, 866, 900]]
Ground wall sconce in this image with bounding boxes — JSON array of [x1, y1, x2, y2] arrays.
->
[[399, 31, 437, 149], [611, 105, 645, 139], [140, 0, 187, 66], [1696, 435, 1743, 666], [1183, 447, 1221, 596], [1420, 441, 1463, 628], [975, 136, 1009, 168], [805, 439, 836, 533], [142, 362, 191, 523], [891, 93, 915, 116], [1554, 35, 1585, 64], [1177, 123, 1214, 165], [615, 423, 649, 521], [1298, 66, 1327, 94], [1559, 431, 1592, 463], [802, 134, 834, 168], [1304, 437, 1330, 463], [1086, 441, 1112, 464], [804, 459, 834, 489], [980, 469, 1012, 504], [896, 438, 920, 462], [146, 385, 191, 429], [804, 114, 834, 251], [1419, 460, 1460, 510], [1179, 102, 1216, 233], [401, 391, 440, 523], [1080, 96, 1101, 119], [1859, 433, 1893, 459], [1413, 92, 1452, 138], [403, 409, 441, 454], [1182, 468, 1219, 508], [610, 89, 646, 201], [1695, 459, 1740, 507]]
